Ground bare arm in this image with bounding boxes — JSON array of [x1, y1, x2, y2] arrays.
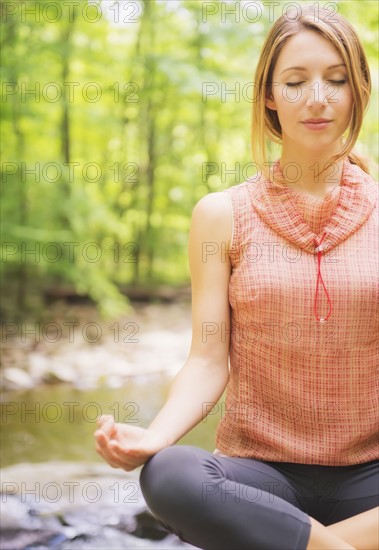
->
[[95, 191, 233, 469], [147, 191, 232, 444]]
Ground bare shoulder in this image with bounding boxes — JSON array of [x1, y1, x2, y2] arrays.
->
[[192, 190, 231, 217], [191, 191, 232, 245]]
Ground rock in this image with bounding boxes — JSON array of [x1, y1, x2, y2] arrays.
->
[[0, 494, 43, 530], [44, 362, 78, 384], [132, 510, 170, 540], [2, 367, 35, 390], [0, 461, 196, 549], [0, 529, 67, 550], [28, 352, 50, 381], [1, 302, 193, 391], [1, 462, 148, 531]]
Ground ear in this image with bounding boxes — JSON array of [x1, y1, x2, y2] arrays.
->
[[265, 94, 277, 110]]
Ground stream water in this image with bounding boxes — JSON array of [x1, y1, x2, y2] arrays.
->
[[2, 377, 221, 467]]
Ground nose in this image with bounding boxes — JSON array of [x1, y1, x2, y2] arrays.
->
[[305, 80, 329, 108]]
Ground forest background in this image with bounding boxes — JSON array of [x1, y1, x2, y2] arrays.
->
[[1, 0, 378, 322]]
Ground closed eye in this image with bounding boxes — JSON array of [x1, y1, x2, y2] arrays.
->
[[286, 80, 347, 87], [285, 82, 304, 87]]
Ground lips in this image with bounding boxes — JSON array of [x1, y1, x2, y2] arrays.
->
[[302, 119, 332, 131], [302, 119, 332, 123]]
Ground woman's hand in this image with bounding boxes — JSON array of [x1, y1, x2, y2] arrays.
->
[[94, 415, 170, 471]]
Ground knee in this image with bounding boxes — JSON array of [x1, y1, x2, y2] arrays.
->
[[139, 445, 200, 517], [140, 446, 190, 497], [140, 446, 172, 490]]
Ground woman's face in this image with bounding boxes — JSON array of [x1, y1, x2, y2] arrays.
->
[[265, 30, 353, 155]]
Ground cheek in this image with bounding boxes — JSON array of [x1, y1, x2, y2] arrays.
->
[[336, 88, 353, 115], [285, 87, 304, 105], [275, 87, 303, 112]]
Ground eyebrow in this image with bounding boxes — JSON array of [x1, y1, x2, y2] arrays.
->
[[280, 63, 346, 75]]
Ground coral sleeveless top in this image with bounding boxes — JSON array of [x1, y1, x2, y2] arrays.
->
[[215, 158, 379, 465]]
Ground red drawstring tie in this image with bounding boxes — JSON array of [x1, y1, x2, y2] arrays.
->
[[313, 232, 332, 322]]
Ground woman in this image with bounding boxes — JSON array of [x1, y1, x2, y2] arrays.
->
[[95, 5, 378, 549]]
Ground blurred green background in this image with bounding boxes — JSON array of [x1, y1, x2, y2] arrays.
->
[[2, 0, 378, 321]]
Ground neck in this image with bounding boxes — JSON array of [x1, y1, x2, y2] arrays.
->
[[279, 147, 345, 199]]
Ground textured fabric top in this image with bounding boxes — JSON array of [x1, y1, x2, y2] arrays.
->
[[215, 158, 379, 465]]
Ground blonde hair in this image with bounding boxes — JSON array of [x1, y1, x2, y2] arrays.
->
[[251, 4, 372, 182]]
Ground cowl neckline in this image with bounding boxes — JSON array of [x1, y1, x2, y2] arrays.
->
[[248, 157, 378, 254]]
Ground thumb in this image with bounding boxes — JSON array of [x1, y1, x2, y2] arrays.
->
[[97, 414, 114, 427]]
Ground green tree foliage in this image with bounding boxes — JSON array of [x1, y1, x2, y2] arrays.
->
[[1, 0, 377, 319]]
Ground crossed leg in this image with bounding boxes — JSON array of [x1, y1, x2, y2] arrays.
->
[[140, 446, 378, 550], [326, 507, 379, 550]]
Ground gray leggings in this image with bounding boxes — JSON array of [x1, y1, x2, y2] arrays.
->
[[139, 445, 379, 550]]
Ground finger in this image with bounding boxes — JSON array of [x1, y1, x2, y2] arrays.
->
[[109, 439, 130, 452], [108, 440, 145, 462], [94, 429, 109, 446], [101, 440, 144, 471], [97, 417, 116, 438], [95, 441, 124, 468], [96, 448, 120, 469], [108, 448, 140, 470], [107, 441, 138, 465], [96, 415, 114, 427]]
